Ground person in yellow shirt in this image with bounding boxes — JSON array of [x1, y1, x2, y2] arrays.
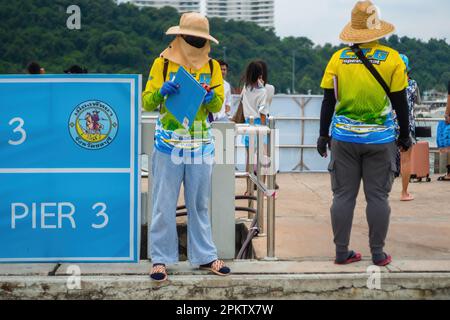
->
[[142, 12, 230, 282], [317, 1, 412, 267]]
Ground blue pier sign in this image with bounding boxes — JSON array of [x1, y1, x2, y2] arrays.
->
[[0, 75, 141, 263]]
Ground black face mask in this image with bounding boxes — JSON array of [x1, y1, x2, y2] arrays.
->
[[182, 35, 207, 48]]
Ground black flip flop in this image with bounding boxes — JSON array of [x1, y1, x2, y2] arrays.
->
[[150, 264, 168, 282], [200, 260, 231, 276], [373, 253, 392, 267], [335, 250, 362, 265]]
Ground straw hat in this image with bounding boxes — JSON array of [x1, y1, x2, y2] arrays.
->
[[340, 1, 395, 44], [166, 12, 219, 44]]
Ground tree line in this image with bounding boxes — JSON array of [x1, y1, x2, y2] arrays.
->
[[1, 0, 449, 94]]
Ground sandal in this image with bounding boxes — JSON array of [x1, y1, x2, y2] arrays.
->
[[373, 253, 392, 267], [335, 251, 362, 265], [150, 264, 168, 282], [200, 260, 231, 276], [438, 175, 450, 182], [401, 193, 415, 201]]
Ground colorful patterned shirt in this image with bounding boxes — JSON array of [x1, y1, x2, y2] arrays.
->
[[405, 78, 419, 139]]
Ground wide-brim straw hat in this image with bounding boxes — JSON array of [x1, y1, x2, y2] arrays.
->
[[166, 12, 219, 44], [340, 1, 395, 44]]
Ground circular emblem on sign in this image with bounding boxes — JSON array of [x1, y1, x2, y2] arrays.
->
[[69, 100, 119, 150]]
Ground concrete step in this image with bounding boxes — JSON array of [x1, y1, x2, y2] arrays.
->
[[3, 260, 450, 277], [1, 273, 449, 300], [1, 260, 450, 299]]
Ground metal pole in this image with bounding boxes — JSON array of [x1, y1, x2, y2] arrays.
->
[[256, 130, 265, 235], [292, 51, 296, 94], [266, 117, 276, 259], [247, 117, 255, 218]]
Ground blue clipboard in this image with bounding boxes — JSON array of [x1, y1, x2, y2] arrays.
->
[[165, 66, 207, 130]]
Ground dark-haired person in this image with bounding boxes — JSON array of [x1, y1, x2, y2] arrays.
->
[[242, 61, 268, 131], [27, 62, 44, 75], [142, 12, 230, 282], [399, 54, 421, 201], [241, 61, 269, 194], [64, 65, 88, 74], [318, 1, 412, 267], [438, 80, 450, 181], [254, 60, 278, 190], [214, 59, 232, 121]]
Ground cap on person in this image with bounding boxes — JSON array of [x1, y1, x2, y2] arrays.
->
[[400, 54, 411, 72], [339, 0, 395, 44]]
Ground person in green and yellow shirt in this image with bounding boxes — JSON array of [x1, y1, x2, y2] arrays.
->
[[317, 1, 412, 267], [142, 12, 230, 282]]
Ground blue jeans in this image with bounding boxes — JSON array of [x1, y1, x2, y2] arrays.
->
[[149, 149, 218, 266]]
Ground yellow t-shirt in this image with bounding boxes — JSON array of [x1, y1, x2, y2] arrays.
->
[[321, 41, 407, 125]]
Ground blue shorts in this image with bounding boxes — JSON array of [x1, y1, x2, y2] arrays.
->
[[242, 118, 268, 148]]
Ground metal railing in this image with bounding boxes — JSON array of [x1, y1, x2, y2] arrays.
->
[[235, 117, 277, 259], [231, 95, 449, 173]]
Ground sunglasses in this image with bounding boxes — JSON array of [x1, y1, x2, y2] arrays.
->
[[181, 35, 208, 48]]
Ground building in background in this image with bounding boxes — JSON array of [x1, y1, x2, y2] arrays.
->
[[116, 0, 201, 13], [206, 0, 274, 29]]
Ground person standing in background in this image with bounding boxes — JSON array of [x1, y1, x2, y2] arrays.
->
[[241, 61, 268, 195], [399, 54, 421, 201], [241, 61, 268, 134], [214, 59, 232, 121], [438, 80, 450, 181], [27, 62, 45, 75]]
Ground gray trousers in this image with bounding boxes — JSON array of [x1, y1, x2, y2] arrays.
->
[[328, 140, 397, 256]]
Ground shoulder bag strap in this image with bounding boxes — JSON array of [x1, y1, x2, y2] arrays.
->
[[350, 44, 391, 99]]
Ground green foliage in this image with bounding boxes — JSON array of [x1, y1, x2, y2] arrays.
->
[[1, 0, 449, 93]]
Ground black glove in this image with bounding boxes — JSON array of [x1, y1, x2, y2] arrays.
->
[[317, 136, 331, 158], [397, 136, 413, 152]]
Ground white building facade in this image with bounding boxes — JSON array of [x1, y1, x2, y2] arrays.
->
[[116, 0, 201, 13], [206, 0, 274, 29]]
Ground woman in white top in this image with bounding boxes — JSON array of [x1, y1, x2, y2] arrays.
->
[[242, 62, 268, 135], [256, 60, 278, 191], [241, 60, 276, 146], [241, 61, 277, 193]]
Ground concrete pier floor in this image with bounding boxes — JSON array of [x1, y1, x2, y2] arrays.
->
[[235, 173, 450, 261]]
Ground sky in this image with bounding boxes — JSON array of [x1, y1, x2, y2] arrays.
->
[[274, 0, 450, 45], [120, 0, 450, 45]]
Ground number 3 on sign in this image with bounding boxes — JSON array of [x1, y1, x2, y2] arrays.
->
[[8, 117, 27, 146], [92, 203, 109, 229]]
